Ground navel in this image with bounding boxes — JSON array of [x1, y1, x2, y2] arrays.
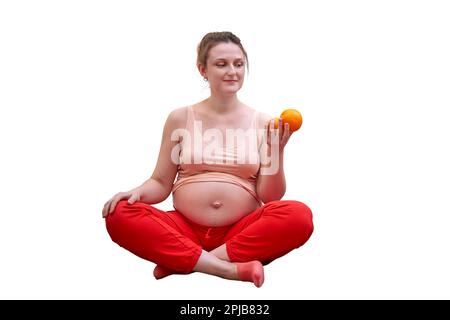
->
[[211, 201, 223, 209]]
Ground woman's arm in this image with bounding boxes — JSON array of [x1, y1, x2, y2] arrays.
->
[[103, 108, 186, 216], [137, 107, 186, 203], [131, 176, 173, 205], [256, 116, 291, 203], [256, 151, 286, 203]]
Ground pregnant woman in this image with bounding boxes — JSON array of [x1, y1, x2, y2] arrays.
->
[[102, 31, 313, 287]]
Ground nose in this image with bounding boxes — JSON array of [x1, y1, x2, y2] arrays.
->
[[226, 65, 237, 75]]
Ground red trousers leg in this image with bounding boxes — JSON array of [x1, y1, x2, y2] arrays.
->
[[105, 200, 202, 273], [224, 200, 314, 264]]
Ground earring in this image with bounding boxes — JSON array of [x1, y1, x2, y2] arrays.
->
[[203, 77, 208, 82]]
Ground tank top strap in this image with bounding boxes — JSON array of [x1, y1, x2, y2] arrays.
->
[[247, 109, 261, 151], [185, 105, 195, 131], [251, 110, 265, 150], [251, 109, 259, 130]]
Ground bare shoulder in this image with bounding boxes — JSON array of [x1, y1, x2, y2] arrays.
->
[[256, 111, 273, 129], [241, 103, 271, 127], [165, 106, 188, 129]]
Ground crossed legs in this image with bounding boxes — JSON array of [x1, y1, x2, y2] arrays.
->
[[153, 244, 264, 287], [106, 200, 313, 288]]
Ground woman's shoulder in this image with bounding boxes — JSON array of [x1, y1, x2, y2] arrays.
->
[[242, 104, 271, 122], [240, 103, 273, 129], [253, 109, 272, 129], [165, 106, 189, 128]]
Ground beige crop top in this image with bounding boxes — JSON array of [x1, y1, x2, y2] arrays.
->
[[172, 105, 262, 201]]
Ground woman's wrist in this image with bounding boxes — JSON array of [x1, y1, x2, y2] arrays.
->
[[132, 186, 143, 195], [268, 146, 284, 160]]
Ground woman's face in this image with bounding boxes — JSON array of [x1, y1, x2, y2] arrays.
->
[[201, 42, 246, 95]]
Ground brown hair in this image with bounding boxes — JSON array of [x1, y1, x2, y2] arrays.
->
[[197, 31, 249, 71]]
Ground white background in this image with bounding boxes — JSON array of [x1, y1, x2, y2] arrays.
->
[[1, 0, 449, 299]]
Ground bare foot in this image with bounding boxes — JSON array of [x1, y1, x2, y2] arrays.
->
[[235, 261, 265, 288], [154, 259, 265, 288]]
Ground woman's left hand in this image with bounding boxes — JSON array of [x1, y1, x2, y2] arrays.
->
[[265, 118, 292, 153]]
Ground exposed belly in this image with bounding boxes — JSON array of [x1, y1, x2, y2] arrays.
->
[[173, 181, 261, 227]]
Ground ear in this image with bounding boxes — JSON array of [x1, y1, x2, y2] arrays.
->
[[197, 63, 207, 78]]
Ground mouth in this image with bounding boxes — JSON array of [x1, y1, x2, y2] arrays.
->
[[223, 80, 238, 83]]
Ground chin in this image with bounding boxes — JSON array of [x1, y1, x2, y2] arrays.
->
[[222, 84, 243, 94], [222, 89, 241, 95]]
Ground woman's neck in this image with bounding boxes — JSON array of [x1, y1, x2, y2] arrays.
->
[[205, 94, 241, 114]]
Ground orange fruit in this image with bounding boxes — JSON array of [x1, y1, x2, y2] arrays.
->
[[273, 109, 302, 132]]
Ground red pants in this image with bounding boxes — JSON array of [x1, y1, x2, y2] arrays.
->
[[105, 200, 313, 273]]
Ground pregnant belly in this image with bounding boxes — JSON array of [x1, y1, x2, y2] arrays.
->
[[173, 181, 261, 227]]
